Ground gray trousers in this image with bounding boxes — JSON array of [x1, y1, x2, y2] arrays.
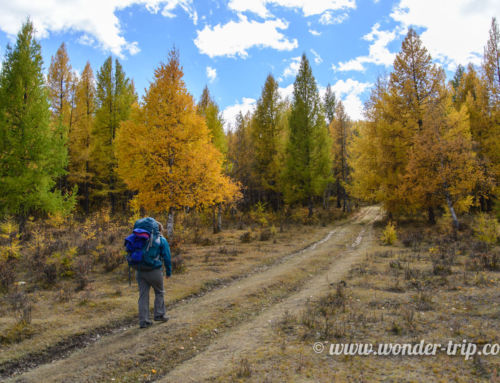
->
[[136, 268, 166, 324]]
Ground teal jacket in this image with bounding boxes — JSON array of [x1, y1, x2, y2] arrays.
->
[[147, 235, 172, 276]]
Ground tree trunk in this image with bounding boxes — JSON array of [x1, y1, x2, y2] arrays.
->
[[217, 204, 222, 233], [166, 207, 175, 239], [308, 197, 314, 218], [336, 180, 341, 208], [213, 204, 222, 234], [445, 193, 460, 230], [428, 206, 436, 225]]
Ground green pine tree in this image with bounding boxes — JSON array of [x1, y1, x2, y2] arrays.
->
[[252, 74, 287, 209], [282, 54, 332, 217], [323, 83, 336, 126], [90, 57, 136, 212], [197, 86, 227, 155], [0, 20, 75, 225]]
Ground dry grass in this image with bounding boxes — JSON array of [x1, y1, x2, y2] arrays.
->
[[221, 224, 500, 382], [0, 220, 332, 369]]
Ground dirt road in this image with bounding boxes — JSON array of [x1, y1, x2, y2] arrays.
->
[[9, 206, 380, 382]]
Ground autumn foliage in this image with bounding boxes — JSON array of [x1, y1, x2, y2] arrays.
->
[[116, 49, 240, 218]]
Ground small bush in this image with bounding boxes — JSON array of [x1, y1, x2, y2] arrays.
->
[[259, 228, 272, 241], [171, 254, 186, 274], [381, 221, 397, 245], [0, 320, 34, 345], [100, 249, 124, 272], [240, 231, 253, 243], [472, 213, 498, 246]]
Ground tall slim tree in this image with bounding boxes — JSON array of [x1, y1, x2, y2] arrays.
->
[[330, 100, 351, 211], [251, 74, 287, 209], [47, 42, 75, 130], [197, 86, 227, 155], [197, 86, 228, 232], [483, 17, 500, 107], [116, 49, 240, 237], [90, 57, 135, 213], [323, 83, 336, 126], [482, 17, 500, 210], [69, 62, 96, 212], [282, 54, 331, 217], [227, 112, 256, 208], [0, 20, 74, 225]]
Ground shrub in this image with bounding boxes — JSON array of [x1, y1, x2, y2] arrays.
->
[[472, 213, 498, 247], [259, 229, 272, 241], [100, 249, 124, 272], [381, 221, 397, 245], [0, 219, 22, 292], [240, 231, 253, 243]]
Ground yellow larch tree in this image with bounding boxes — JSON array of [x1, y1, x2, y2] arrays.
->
[[68, 62, 96, 213], [115, 49, 240, 237]]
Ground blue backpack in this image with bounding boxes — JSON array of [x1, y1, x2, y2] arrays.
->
[[124, 217, 161, 271]]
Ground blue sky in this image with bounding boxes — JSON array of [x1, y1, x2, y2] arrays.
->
[[0, 0, 498, 127]]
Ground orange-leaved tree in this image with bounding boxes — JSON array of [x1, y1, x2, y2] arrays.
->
[[116, 49, 240, 237]]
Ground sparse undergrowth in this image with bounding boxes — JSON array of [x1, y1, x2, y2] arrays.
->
[[223, 220, 500, 382]]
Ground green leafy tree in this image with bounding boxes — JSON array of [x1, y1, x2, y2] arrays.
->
[[197, 86, 227, 155], [90, 57, 136, 213], [227, 112, 256, 207], [0, 20, 74, 226], [282, 54, 332, 217], [323, 83, 336, 125], [330, 100, 351, 211], [197, 86, 229, 232], [251, 74, 287, 209]]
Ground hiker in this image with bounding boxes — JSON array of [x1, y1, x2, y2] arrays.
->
[[125, 217, 172, 328]]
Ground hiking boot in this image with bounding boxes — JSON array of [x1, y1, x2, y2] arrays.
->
[[154, 315, 169, 322], [140, 321, 153, 328]]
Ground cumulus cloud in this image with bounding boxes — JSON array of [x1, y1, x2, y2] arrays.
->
[[331, 79, 372, 120], [319, 11, 349, 25], [309, 29, 321, 36], [206, 66, 217, 82], [279, 56, 301, 81], [278, 83, 294, 101], [0, 0, 196, 57], [194, 15, 298, 58], [391, 0, 499, 67], [310, 49, 323, 64], [222, 97, 257, 130], [228, 0, 356, 18], [335, 23, 397, 72]]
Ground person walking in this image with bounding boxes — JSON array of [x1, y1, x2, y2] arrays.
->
[[126, 217, 172, 328]]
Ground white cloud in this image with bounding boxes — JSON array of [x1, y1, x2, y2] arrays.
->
[[206, 66, 217, 82], [0, 0, 196, 57], [160, 0, 198, 25], [279, 56, 301, 81], [195, 15, 298, 58], [391, 0, 499, 67], [310, 49, 323, 64], [331, 79, 372, 120], [278, 83, 294, 100], [222, 97, 257, 130], [335, 23, 397, 72], [228, 0, 355, 18], [319, 11, 349, 25], [309, 29, 321, 36]]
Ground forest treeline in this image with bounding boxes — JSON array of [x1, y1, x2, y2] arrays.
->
[[0, 18, 499, 236]]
